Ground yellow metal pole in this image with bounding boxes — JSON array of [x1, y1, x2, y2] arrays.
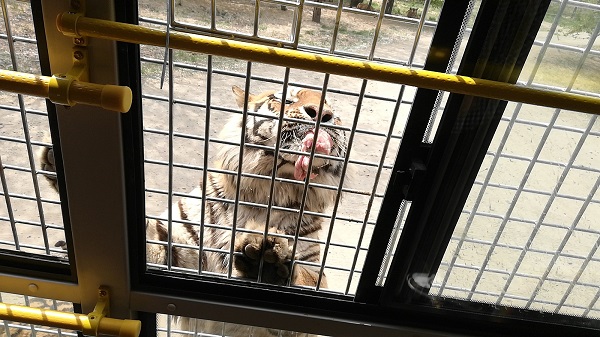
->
[[0, 69, 51, 98], [0, 69, 132, 113], [0, 302, 140, 337], [56, 13, 600, 116]]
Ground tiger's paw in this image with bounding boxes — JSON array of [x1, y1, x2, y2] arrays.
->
[[233, 231, 292, 284], [38, 141, 59, 193]]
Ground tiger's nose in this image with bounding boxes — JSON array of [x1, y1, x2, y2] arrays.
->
[[303, 105, 333, 123]]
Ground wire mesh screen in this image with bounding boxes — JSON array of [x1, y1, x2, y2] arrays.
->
[[157, 313, 323, 337], [376, 200, 410, 286], [139, 0, 447, 297], [431, 0, 600, 319], [0, 1, 67, 260], [0, 292, 76, 337]]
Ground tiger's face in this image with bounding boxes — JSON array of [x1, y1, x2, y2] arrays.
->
[[232, 85, 347, 182]]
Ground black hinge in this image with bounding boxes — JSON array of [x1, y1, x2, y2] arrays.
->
[[394, 144, 429, 201]]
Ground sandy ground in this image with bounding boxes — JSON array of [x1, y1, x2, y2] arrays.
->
[[1, 0, 600, 335]]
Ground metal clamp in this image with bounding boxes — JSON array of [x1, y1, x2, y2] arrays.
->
[[83, 286, 110, 336], [48, 45, 89, 106], [48, 0, 89, 108], [85, 287, 141, 337]]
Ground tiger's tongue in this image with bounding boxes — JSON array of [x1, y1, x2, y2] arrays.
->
[[294, 130, 333, 180]]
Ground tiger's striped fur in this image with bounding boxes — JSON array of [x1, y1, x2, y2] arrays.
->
[[148, 85, 348, 336], [146, 85, 348, 286], [41, 85, 349, 336]]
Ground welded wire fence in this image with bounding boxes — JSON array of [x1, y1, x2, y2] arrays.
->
[[140, 0, 441, 296], [2, 0, 599, 336], [0, 0, 66, 259], [431, 0, 600, 320]]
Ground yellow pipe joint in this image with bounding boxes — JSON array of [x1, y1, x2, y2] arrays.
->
[[0, 302, 140, 337], [55, 12, 600, 116], [0, 69, 132, 113]]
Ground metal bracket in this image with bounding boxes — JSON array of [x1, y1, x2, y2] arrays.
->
[[395, 144, 429, 201], [48, 46, 89, 106], [82, 286, 141, 337], [48, 0, 88, 107], [83, 286, 110, 336], [0, 286, 139, 336], [396, 161, 426, 201]]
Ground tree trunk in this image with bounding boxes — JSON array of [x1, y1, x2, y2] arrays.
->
[[385, 0, 394, 14], [312, 0, 322, 23]]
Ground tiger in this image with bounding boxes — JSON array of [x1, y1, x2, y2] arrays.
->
[[407, 7, 420, 19], [39, 85, 349, 336], [356, 3, 374, 11]]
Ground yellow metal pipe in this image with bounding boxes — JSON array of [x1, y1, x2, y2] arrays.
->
[[56, 13, 600, 116], [0, 69, 51, 98], [0, 69, 132, 113], [0, 302, 140, 337]]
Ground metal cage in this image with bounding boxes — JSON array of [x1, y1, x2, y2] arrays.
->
[[1, 0, 599, 336]]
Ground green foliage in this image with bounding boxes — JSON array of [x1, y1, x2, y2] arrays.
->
[[390, 0, 443, 19], [545, 2, 600, 34]]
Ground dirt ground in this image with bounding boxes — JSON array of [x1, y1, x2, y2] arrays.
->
[[1, 0, 600, 333]]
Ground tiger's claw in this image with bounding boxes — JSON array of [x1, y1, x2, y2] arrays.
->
[[233, 231, 292, 284]]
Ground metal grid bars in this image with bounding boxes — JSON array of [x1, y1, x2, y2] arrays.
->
[[157, 314, 324, 337], [432, 0, 600, 319], [0, 1, 66, 259], [138, 0, 441, 68], [140, 0, 443, 295], [0, 292, 76, 337], [424, 0, 478, 143], [376, 200, 410, 286]]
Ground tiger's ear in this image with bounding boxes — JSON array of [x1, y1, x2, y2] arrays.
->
[[232, 85, 254, 108], [232, 85, 275, 112]]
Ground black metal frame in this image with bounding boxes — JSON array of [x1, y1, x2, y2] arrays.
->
[[382, 0, 551, 302], [115, 0, 147, 291], [354, 0, 474, 303], [0, 0, 590, 336], [0, 0, 596, 335], [380, 0, 600, 333]]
